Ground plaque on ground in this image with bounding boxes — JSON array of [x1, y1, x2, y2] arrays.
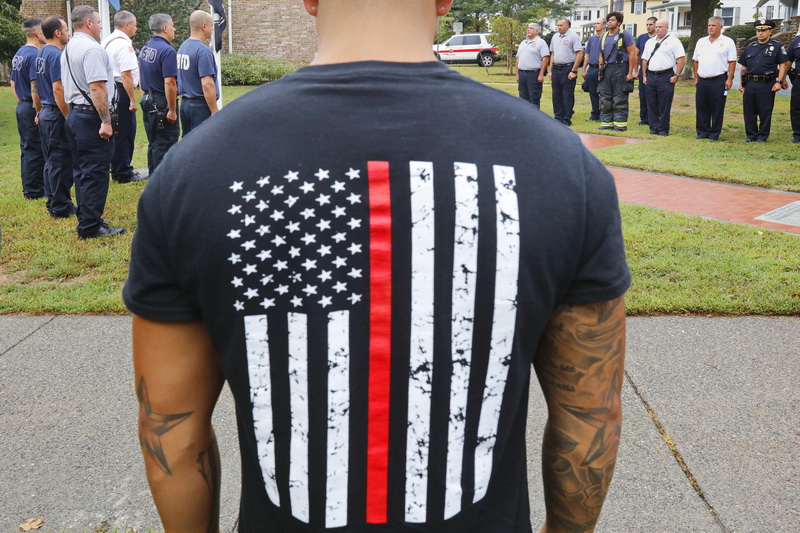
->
[[755, 201, 800, 227]]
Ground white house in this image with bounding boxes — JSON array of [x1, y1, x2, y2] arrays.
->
[[648, 0, 799, 37]]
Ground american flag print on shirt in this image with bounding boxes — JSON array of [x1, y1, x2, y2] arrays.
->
[[230, 161, 520, 528]]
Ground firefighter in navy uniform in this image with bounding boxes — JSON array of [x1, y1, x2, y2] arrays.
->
[[138, 13, 179, 174], [787, 32, 800, 144], [738, 19, 790, 142]]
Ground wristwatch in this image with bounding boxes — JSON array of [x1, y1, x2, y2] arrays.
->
[[571, 70, 578, 74]]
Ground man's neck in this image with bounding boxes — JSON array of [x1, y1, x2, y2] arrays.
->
[[25, 38, 41, 48], [312, 5, 438, 65], [189, 34, 206, 42], [608, 27, 620, 35], [45, 39, 62, 50]]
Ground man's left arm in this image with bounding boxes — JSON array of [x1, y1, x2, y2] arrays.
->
[[133, 315, 224, 533], [31, 79, 42, 119], [625, 42, 637, 80], [672, 53, 686, 84], [777, 60, 791, 91], [201, 75, 218, 115], [569, 49, 583, 80]]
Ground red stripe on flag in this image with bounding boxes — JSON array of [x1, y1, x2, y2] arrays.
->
[[366, 161, 392, 523]]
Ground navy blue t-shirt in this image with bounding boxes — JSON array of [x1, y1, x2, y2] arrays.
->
[[635, 33, 652, 65], [600, 31, 634, 63], [138, 36, 177, 93], [11, 44, 39, 100], [36, 44, 62, 106], [176, 38, 218, 99], [125, 61, 630, 533]]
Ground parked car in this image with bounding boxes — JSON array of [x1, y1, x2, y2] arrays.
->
[[433, 33, 498, 67]]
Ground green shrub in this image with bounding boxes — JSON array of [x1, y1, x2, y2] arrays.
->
[[221, 53, 296, 86], [723, 24, 756, 40]]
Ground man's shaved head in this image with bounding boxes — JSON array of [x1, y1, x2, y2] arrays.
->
[[190, 10, 212, 31]]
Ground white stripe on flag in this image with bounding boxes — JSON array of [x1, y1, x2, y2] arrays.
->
[[405, 161, 436, 522], [326, 310, 350, 528], [288, 312, 310, 522], [444, 162, 480, 519], [244, 314, 280, 505], [474, 165, 520, 503]]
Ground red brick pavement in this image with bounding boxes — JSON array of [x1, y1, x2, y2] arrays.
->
[[577, 134, 800, 235]]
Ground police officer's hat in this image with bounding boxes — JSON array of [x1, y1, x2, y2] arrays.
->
[[754, 19, 775, 30]]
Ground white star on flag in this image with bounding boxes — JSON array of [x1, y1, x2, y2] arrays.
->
[[230, 181, 243, 192]]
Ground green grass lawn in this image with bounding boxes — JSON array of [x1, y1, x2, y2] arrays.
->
[[0, 74, 798, 316]]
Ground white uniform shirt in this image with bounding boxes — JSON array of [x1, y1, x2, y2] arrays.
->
[[693, 34, 737, 78], [517, 37, 550, 70], [61, 32, 114, 105], [642, 34, 685, 72], [102, 29, 140, 86]]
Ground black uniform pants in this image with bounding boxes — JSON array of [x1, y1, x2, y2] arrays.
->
[[790, 77, 800, 140], [180, 98, 212, 137], [141, 92, 179, 174], [638, 67, 648, 123], [66, 107, 113, 238], [646, 70, 676, 135], [551, 67, 576, 125], [111, 81, 137, 179], [16, 99, 45, 198], [695, 74, 727, 140], [518, 69, 543, 108], [586, 66, 600, 119], [598, 63, 630, 127], [743, 79, 777, 141], [38, 105, 76, 216]]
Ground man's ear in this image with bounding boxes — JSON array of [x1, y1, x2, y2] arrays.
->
[[303, 0, 319, 17], [436, 0, 453, 16]]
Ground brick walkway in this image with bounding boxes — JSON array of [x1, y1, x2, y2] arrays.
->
[[577, 133, 800, 235]]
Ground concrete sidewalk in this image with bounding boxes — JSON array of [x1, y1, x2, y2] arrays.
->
[[1, 316, 797, 532]]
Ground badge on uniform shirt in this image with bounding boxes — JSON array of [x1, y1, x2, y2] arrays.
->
[[769, 46, 774, 52]]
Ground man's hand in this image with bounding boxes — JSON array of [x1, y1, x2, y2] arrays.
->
[[538, 73, 545, 83], [567, 71, 577, 81], [534, 296, 626, 533], [625, 73, 633, 81], [99, 122, 113, 140], [167, 109, 177, 123], [724, 78, 732, 90], [130, 100, 138, 113]]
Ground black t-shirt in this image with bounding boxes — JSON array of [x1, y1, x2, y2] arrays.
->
[[124, 60, 630, 532]]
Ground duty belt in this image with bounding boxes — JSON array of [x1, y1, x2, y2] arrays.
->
[[69, 103, 95, 111], [744, 73, 776, 82], [551, 63, 571, 69], [589, 63, 599, 68], [647, 68, 673, 75]]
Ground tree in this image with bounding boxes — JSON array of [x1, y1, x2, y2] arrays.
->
[[490, 15, 524, 73], [0, 0, 24, 63], [685, 0, 722, 74], [451, 0, 577, 31], [115, 0, 204, 50]]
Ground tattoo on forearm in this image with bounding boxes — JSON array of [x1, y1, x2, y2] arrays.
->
[[197, 435, 221, 533], [535, 298, 626, 532], [96, 101, 111, 123], [137, 377, 193, 475]]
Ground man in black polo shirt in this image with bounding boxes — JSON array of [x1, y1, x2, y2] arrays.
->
[[138, 13, 179, 173]]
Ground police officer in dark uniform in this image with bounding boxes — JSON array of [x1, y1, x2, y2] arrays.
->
[[787, 32, 800, 144], [138, 13, 179, 174], [738, 19, 790, 142], [177, 10, 219, 136]]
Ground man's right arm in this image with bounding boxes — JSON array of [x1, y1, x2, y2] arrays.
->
[[533, 296, 626, 533], [164, 76, 177, 123], [11, 80, 19, 103], [53, 80, 69, 119], [133, 315, 224, 533]]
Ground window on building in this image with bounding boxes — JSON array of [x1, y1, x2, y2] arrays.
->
[[765, 6, 774, 19], [684, 11, 692, 26], [721, 7, 735, 27], [634, 1, 644, 15], [614, 0, 624, 12]]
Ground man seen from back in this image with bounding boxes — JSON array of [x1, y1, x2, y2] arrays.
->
[[124, 1, 630, 532]]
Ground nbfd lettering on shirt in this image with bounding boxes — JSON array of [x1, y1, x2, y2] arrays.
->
[[177, 53, 191, 70]]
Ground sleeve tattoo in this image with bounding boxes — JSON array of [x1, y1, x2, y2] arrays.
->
[[534, 297, 626, 532]]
